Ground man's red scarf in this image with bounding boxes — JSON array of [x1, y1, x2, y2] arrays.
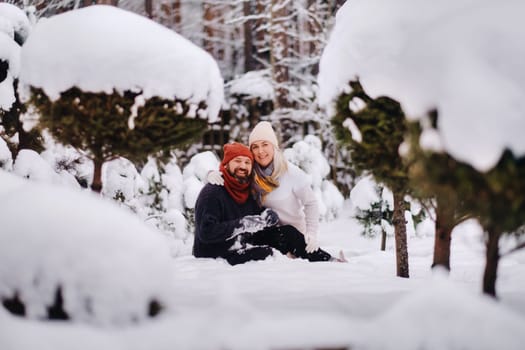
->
[[220, 163, 251, 204]]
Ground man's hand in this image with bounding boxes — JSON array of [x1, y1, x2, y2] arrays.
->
[[261, 208, 279, 227], [229, 209, 280, 240], [229, 214, 267, 240]]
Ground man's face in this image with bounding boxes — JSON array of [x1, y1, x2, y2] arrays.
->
[[226, 156, 253, 182]]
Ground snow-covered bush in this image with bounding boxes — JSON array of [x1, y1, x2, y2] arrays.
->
[[0, 170, 174, 325], [285, 135, 329, 188], [284, 135, 344, 221], [0, 3, 44, 156], [8, 142, 198, 257], [0, 3, 31, 46], [182, 151, 220, 234], [40, 136, 92, 188], [182, 151, 220, 209], [102, 157, 141, 205], [139, 156, 190, 246], [0, 3, 27, 101], [161, 157, 185, 213], [13, 149, 79, 188], [0, 30, 19, 110]]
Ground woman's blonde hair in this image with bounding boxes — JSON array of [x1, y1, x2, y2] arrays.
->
[[268, 144, 288, 182]]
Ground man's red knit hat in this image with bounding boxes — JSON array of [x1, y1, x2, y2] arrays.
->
[[222, 142, 253, 165]]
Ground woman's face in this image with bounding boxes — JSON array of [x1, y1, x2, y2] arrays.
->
[[250, 140, 274, 168]]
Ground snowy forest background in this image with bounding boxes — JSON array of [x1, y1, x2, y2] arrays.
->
[[1, 1, 525, 349]]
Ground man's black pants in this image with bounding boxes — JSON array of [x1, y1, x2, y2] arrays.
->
[[224, 225, 332, 265]]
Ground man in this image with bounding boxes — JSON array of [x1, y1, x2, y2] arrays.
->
[[193, 142, 277, 265], [193, 142, 334, 265]]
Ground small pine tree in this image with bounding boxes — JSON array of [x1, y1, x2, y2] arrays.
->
[[470, 151, 525, 297], [332, 80, 410, 277], [405, 113, 475, 270], [406, 112, 525, 297], [30, 87, 208, 192], [354, 183, 424, 251], [354, 193, 393, 251]]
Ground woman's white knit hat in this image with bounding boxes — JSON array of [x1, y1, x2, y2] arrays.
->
[[249, 121, 279, 147]]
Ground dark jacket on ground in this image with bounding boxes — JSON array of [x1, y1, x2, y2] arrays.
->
[[193, 183, 262, 259]]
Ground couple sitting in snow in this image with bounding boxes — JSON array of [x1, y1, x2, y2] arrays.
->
[[192, 121, 344, 265]]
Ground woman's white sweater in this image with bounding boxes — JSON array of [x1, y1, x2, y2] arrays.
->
[[263, 163, 319, 236]]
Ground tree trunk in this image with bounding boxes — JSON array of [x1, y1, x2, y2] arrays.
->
[[392, 191, 409, 277], [270, 0, 290, 109], [160, 1, 181, 32], [203, 1, 215, 56], [174, 1, 181, 25], [243, 0, 256, 71], [306, 0, 323, 75], [253, 0, 268, 68], [95, 0, 119, 5], [91, 158, 104, 193], [483, 228, 501, 298], [380, 228, 386, 251], [431, 200, 455, 270], [145, 0, 153, 18], [203, 1, 226, 62]]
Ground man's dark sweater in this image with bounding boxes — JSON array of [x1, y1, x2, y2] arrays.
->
[[193, 183, 262, 259]]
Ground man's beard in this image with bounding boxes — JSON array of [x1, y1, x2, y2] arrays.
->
[[228, 169, 250, 184]]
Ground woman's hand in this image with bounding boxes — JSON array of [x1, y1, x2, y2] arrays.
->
[[206, 170, 224, 185], [305, 232, 319, 253]]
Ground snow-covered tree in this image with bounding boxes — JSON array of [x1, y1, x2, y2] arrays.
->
[[407, 116, 525, 297], [404, 115, 473, 270], [330, 80, 410, 278], [0, 3, 44, 159], [20, 5, 223, 193]]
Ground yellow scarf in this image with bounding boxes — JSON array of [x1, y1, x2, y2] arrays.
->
[[252, 165, 279, 205]]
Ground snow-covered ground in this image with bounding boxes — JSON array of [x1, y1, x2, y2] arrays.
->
[[1, 204, 524, 350]]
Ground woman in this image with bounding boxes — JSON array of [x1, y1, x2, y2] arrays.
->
[[208, 121, 345, 262]]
